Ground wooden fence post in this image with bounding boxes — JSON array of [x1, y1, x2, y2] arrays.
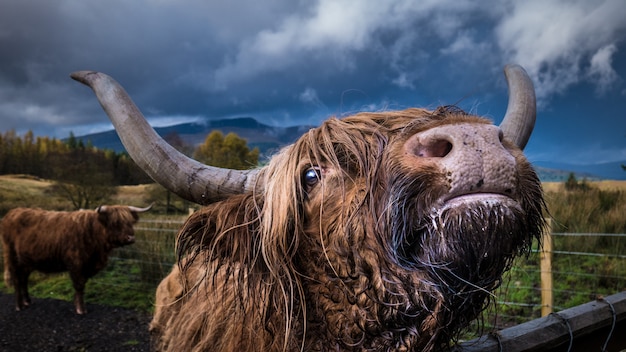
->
[[540, 218, 553, 316]]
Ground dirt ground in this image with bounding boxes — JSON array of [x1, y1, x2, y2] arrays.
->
[[0, 293, 151, 351]]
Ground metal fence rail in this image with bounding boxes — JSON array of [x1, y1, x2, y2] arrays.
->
[[453, 291, 626, 352]]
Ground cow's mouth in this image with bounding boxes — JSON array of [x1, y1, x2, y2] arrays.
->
[[440, 192, 520, 212], [395, 191, 527, 271]]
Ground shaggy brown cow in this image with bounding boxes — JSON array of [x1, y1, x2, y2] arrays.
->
[[72, 65, 546, 351], [1, 205, 151, 314]]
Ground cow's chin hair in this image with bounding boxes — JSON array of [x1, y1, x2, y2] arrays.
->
[[390, 196, 538, 342], [408, 197, 531, 277]]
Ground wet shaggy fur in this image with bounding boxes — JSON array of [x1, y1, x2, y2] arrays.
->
[[2, 206, 143, 314], [150, 107, 546, 351]]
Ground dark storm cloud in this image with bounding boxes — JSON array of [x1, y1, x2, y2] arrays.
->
[[0, 0, 625, 164]]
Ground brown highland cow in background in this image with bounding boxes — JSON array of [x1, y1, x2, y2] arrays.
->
[[72, 65, 546, 351], [1, 205, 151, 314]]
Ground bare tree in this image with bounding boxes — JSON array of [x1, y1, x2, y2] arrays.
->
[[48, 149, 114, 209]]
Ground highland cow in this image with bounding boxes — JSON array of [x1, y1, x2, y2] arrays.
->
[[1, 205, 151, 314], [72, 65, 546, 351]]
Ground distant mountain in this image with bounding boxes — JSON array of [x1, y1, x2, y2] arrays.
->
[[76, 117, 314, 157], [76, 117, 626, 181], [533, 161, 626, 181]]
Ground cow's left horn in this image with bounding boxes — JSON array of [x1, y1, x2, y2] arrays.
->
[[71, 71, 259, 205], [499, 64, 536, 150]]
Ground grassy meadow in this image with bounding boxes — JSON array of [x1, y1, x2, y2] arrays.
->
[[487, 179, 626, 328], [0, 174, 624, 330], [0, 174, 179, 312]]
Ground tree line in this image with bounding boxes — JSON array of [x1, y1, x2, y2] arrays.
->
[[0, 129, 260, 210], [0, 130, 151, 185]]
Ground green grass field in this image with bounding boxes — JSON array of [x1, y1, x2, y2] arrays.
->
[[1, 174, 625, 328]]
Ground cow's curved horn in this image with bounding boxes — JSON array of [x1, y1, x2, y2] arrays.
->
[[71, 71, 259, 205], [128, 203, 153, 213], [499, 64, 536, 150]]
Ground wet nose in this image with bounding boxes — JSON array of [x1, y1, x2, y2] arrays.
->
[[404, 123, 517, 196]]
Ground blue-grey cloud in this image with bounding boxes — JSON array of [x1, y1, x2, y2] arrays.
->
[[0, 0, 624, 165]]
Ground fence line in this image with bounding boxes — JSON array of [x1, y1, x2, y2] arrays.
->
[[552, 250, 626, 259], [552, 232, 626, 237], [0, 217, 624, 333], [123, 219, 626, 328], [134, 226, 179, 233], [488, 227, 626, 330]]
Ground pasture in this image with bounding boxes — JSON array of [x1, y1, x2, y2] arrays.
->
[[0, 174, 624, 334]]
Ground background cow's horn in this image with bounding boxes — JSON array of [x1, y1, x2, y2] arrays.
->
[[71, 71, 259, 205], [499, 64, 536, 150], [128, 204, 154, 213]]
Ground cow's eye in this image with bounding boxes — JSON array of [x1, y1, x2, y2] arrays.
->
[[303, 167, 321, 189]]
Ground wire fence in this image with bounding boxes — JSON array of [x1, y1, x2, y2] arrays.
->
[[113, 216, 183, 284], [486, 230, 626, 330], [1, 216, 625, 330]]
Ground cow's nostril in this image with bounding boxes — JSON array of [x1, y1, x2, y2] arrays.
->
[[415, 139, 453, 158]]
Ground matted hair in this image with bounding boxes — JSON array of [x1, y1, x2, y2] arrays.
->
[[151, 107, 545, 351]]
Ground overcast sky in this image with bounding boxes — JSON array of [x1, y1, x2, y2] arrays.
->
[[1, 0, 625, 165]]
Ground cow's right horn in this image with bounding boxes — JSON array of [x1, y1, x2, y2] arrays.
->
[[499, 64, 536, 150], [71, 71, 259, 205]]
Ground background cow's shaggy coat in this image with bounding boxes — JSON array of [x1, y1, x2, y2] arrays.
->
[[2, 205, 150, 314], [72, 65, 546, 351]]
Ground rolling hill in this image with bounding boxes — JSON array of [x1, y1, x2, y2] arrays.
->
[[76, 117, 313, 157], [74, 117, 626, 181]]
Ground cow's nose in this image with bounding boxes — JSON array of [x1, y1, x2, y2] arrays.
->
[[404, 123, 516, 196], [405, 123, 505, 159]]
